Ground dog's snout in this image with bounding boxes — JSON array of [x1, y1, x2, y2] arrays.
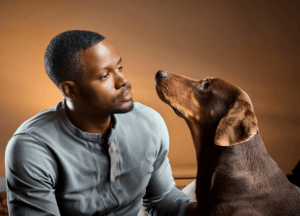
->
[[155, 70, 168, 81]]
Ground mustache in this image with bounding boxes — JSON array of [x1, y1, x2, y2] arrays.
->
[[116, 83, 132, 100]]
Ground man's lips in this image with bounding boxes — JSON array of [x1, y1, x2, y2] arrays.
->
[[119, 89, 132, 101], [117, 85, 133, 102]]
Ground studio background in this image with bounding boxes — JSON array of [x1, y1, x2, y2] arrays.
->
[[1, 0, 300, 187]]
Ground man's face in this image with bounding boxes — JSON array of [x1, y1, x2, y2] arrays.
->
[[76, 39, 134, 116]]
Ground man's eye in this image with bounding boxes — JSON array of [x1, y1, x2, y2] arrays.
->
[[118, 66, 123, 72], [101, 74, 109, 79]]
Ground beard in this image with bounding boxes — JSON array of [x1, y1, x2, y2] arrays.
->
[[76, 83, 135, 117], [112, 98, 134, 114], [111, 84, 134, 114]]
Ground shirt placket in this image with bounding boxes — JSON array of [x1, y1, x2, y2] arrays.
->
[[108, 141, 119, 182]]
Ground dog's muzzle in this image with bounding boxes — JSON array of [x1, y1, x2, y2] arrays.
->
[[155, 70, 168, 83]]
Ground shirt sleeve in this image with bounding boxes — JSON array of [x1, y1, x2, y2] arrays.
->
[[5, 134, 61, 216], [142, 113, 196, 216]]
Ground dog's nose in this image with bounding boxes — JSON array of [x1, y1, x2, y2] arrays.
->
[[155, 70, 168, 81]]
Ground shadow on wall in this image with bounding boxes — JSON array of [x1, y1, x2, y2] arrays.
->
[[287, 161, 300, 187]]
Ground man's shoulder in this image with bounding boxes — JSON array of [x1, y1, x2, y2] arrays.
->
[[116, 102, 167, 131], [132, 102, 160, 115], [124, 102, 163, 122], [13, 101, 62, 136]]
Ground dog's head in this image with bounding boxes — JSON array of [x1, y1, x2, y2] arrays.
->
[[155, 70, 258, 146]]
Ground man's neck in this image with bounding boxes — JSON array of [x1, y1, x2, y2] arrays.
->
[[65, 101, 113, 140]]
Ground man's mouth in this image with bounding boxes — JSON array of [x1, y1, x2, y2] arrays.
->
[[117, 84, 133, 102]]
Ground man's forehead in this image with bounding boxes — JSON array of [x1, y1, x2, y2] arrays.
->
[[80, 40, 121, 71], [101, 57, 122, 70]]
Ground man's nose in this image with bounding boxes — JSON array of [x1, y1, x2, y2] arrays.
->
[[115, 71, 129, 89]]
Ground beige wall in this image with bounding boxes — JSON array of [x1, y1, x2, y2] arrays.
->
[[1, 0, 300, 183]]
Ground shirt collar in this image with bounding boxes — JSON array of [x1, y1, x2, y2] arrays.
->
[[59, 97, 117, 143]]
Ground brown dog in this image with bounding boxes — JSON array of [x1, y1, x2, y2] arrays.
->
[[155, 70, 300, 216]]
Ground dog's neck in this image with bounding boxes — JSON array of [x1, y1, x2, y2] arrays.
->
[[185, 120, 274, 172], [186, 120, 285, 212]]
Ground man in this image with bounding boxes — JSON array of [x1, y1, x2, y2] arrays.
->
[[5, 30, 197, 215]]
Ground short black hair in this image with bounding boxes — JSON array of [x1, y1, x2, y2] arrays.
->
[[44, 30, 105, 89]]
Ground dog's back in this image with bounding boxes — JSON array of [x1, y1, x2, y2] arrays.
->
[[199, 134, 300, 216]]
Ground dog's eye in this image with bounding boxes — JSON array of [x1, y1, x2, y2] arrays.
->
[[203, 82, 211, 90]]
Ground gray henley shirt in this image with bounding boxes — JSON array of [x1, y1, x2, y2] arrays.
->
[[5, 98, 195, 216]]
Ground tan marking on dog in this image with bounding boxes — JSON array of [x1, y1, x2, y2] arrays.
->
[[191, 93, 200, 109], [169, 99, 191, 116], [193, 113, 200, 121], [210, 110, 214, 116], [170, 97, 201, 121], [168, 97, 200, 121]]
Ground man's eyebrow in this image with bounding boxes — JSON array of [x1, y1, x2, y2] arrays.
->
[[100, 57, 122, 70], [118, 57, 122, 65]]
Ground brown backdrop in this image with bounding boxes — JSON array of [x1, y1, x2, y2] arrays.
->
[[1, 0, 300, 186]]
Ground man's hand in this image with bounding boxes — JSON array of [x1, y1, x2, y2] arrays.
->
[[186, 202, 198, 216]]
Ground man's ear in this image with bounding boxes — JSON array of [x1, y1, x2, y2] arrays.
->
[[60, 81, 77, 99], [214, 99, 258, 146]]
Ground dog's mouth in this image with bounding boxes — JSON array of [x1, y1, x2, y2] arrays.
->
[[170, 103, 184, 116], [155, 85, 168, 104], [156, 84, 185, 117]]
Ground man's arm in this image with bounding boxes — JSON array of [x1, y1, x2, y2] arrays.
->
[[142, 112, 196, 216], [143, 148, 196, 216], [5, 134, 61, 216]]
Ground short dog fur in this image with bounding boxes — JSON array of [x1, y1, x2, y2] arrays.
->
[[155, 71, 300, 216]]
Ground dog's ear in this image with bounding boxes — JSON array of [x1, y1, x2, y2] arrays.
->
[[214, 99, 258, 146]]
